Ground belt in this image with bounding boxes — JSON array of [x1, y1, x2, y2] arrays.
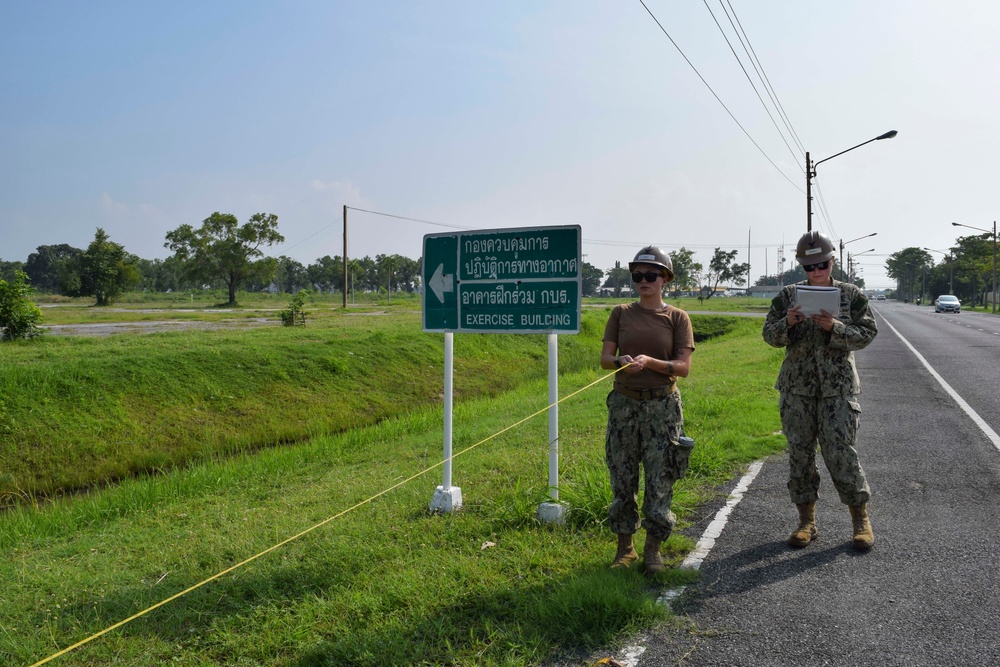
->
[[613, 383, 675, 400]]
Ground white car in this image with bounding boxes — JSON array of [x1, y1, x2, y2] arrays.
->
[[934, 295, 961, 313]]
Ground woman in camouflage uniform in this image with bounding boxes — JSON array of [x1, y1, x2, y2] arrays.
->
[[762, 230, 878, 551], [600, 246, 696, 574]]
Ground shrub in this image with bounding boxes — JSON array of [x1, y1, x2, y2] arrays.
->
[[0, 271, 43, 341], [279, 289, 310, 326]]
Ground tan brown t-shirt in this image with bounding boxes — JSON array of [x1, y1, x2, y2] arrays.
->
[[603, 302, 695, 390]]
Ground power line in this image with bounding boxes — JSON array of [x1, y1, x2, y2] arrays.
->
[[347, 207, 474, 230], [701, 0, 801, 167], [637, 0, 803, 194], [722, 0, 807, 156], [812, 181, 839, 242], [273, 221, 339, 255]]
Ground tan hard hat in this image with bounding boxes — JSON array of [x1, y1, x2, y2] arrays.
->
[[628, 246, 674, 281], [795, 231, 836, 265]]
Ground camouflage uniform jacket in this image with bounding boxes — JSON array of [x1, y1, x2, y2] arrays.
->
[[762, 280, 877, 397]]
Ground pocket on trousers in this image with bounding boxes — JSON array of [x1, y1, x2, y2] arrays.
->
[[675, 436, 695, 478]]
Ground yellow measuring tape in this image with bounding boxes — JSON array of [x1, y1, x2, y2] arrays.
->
[[29, 368, 625, 666]]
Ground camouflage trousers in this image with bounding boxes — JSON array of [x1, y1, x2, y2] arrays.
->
[[605, 389, 691, 540], [779, 393, 871, 506]]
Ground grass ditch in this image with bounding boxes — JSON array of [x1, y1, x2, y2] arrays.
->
[[0, 311, 785, 666], [0, 307, 739, 504]]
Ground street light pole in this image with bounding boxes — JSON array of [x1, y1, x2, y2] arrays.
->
[[839, 233, 878, 276], [806, 130, 898, 232], [850, 249, 875, 283], [951, 221, 998, 313]]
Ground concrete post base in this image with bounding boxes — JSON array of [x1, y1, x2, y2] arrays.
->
[[536, 502, 566, 525], [430, 485, 462, 513]]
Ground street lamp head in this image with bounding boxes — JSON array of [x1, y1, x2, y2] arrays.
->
[[876, 130, 898, 140]]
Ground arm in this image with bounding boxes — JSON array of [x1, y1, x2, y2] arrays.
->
[[828, 292, 878, 351], [762, 290, 798, 348], [628, 346, 693, 378], [601, 339, 628, 370]]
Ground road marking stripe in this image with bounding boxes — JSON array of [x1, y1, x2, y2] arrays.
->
[[611, 460, 765, 666], [657, 460, 765, 605], [878, 314, 1000, 453]]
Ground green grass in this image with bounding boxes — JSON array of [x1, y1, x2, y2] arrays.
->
[[0, 307, 739, 503], [0, 309, 786, 666], [0, 309, 605, 502]]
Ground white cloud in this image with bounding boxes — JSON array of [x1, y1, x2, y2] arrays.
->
[[100, 192, 127, 212]]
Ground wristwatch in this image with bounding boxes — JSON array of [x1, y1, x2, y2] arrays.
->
[[614, 357, 622, 369]]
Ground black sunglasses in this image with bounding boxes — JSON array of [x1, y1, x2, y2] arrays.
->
[[803, 260, 830, 273], [631, 271, 663, 283]]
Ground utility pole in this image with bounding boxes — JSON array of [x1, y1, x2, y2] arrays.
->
[[806, 152, 813, 232], [342, 205, 348, 309], [778, 244, 785, 287]]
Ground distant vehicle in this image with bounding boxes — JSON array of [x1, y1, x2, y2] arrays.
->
[[934, 295, 961, 313], [876, 295, 886, 301]]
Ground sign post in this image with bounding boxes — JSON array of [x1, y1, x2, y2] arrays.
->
[[423, 225, 581, 521]]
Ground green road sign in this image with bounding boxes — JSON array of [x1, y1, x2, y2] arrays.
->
[[422, 225, 581, 333]]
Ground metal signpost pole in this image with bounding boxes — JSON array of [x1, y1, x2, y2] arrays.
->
[[430, 332, 461, 513]]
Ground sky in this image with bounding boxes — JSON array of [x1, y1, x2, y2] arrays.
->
[[3, 1, 1000, 290]]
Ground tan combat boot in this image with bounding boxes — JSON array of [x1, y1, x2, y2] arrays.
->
[[642, 533, 666, 575], [610, 533, 638, 569], [849, 504, 875, 551], [787, 501, 818, 548]]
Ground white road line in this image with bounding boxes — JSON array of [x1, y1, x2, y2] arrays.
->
[[612, 460, 765, 666], [656, 460, 765, 605], [878, 314, 1000, 453]]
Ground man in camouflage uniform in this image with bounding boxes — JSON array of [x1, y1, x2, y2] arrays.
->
[[762, 231, 878, 551]]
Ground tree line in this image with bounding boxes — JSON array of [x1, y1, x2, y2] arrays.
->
[[1, 211, 765, 311], [885, 237, 996, 306], [0, 213, 427, 307]]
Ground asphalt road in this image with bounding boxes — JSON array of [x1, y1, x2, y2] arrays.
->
[[628, 303, 1000, 666]]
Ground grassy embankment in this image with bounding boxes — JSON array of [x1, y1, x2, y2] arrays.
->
[[1, 305, 786, 666]]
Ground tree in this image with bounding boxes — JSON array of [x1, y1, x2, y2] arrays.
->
[[581, 262, 604, 296], [731, 262, 750, 288], [392, 255, 421, 293], [58, 228, 141, 305], [886, 248, 932, 303], [667, 247, 702, 295], [307, 255, 343, 293], [0, 260, 25, 283], [276, 256, 309, 294], [603, 261, 632, 298], [135, 256, 189, 293], [354, 255, 378, 292], [164, 212, 285, 305], [951, 233, 994, 306], [702, 248, 743, 299], [24, 244, 83, 292], [0, 271, 43, 340]]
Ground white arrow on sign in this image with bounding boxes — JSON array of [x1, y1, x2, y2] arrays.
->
[[429, 263, 455, 303]]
